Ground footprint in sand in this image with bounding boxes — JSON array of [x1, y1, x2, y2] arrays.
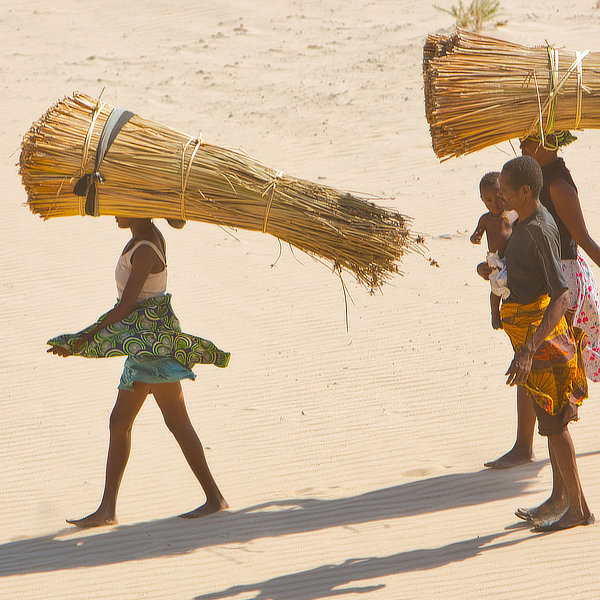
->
[[402, 466, 451, 478]]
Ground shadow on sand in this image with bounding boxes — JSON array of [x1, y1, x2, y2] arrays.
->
[[1, 454, 576, 577], [193, 530, 527, 600]]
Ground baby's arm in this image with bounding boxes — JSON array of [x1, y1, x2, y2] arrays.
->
[[470, 215, 486, 245]]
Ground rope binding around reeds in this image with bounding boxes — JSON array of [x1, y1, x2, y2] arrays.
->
[[20, 92, 427, 292]]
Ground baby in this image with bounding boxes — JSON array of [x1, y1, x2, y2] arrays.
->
[[470, 171, 517, 329]]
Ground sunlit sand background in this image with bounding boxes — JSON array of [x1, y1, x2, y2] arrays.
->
[[2, 1, 600, 598]]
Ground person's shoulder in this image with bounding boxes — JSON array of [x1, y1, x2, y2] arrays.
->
[[130, 240, 159, 258], [549, 176, 577, 198], [479, 211, 493, 226], [137, 226, 166, 250], [547, 158, 576, 187], [527, 206, 559, 243], [536, 204, 558, 227], [519, 206, 546, 232], [134, 227, 166, 263]]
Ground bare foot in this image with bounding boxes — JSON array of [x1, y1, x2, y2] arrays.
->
[[515, 496, 567, 523], [178, 498, 229, 519], [66, 510, 118, 529], [484, 447, 534, 469], [535, 508, 595, 532]]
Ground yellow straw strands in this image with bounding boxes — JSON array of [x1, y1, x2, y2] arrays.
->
[[20, 93, 423, 292], [423, 30, 600, 160]]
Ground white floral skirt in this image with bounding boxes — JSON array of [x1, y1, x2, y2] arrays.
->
[[562, 255, 600, 381]]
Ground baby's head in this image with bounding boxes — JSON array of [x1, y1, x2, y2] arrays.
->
[[479, 171, 503, 216]]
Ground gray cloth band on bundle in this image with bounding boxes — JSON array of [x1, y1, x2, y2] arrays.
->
[[74, 107, 135, 216]]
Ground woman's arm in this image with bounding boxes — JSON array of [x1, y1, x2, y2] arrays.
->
[[550, 178, 600, 267], [50, 245, 160, 355]]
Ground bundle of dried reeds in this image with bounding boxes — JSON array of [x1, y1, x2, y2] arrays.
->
[[20, 92, 423, 292], [423, 30, 600, 160]]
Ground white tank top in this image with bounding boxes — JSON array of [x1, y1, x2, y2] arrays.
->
[[115, 240, 167, 301]]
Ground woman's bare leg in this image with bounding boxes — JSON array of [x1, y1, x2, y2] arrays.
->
[[515, 442, 567, 523], [537, 428, 593, 530], [67, 384, 149, 528], [151, 381, 229, 518], [484, 385, 536, 468]]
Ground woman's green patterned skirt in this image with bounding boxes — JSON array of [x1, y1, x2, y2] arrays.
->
[[48, 294, 230, 388]]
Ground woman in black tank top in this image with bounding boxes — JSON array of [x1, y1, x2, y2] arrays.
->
[[521, 136, 600, 266], [485, 132, 600, 472]]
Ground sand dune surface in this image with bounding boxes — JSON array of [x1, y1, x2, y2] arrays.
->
[[2, 1, 600, 598]]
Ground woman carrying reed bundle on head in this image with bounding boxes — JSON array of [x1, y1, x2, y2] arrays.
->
[[485, 131, 600, 482], [48, 216, 230, 528]]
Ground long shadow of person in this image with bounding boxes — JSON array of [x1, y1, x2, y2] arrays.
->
[[193, 531, 526, 600], [2, 454, 594, 577]]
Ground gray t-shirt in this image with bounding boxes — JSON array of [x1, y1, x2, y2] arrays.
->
[[505, 204, 567, 305]]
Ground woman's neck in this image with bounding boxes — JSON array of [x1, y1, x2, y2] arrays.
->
[[534, 150, 558, 168], [131, 220, 154, 240]]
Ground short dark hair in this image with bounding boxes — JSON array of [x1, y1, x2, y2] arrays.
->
[[479, 171, 500, 190], [501, 156, 543, 197]]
